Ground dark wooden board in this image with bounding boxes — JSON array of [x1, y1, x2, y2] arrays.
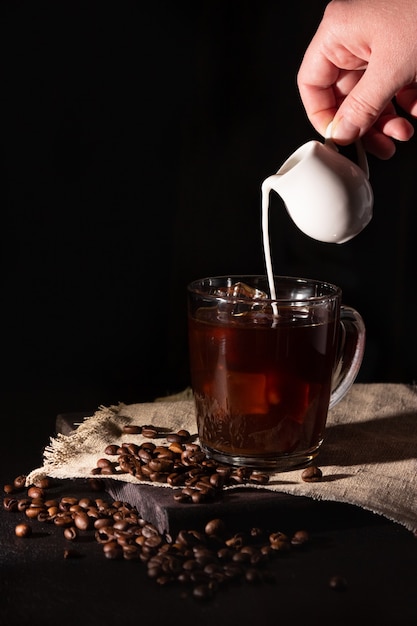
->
[[103, 479, 317, 535]]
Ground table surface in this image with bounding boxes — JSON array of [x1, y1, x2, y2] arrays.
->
[[1, 412, 416, 626]]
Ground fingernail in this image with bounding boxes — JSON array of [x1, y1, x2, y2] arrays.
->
[[331, 117, 360, 142]]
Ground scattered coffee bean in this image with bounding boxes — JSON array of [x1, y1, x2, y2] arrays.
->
[[329, 574, 348, 591], [291, 529, 310, 547], [301, 465, 323, 482], [166, 433, 182, 444], [13, 475, 27, 490], [15, 522, 32, 538], [141, 426, 158, 438], [64, 526, 79, 540], [204, 518, 226, 537], [32, 477, 51, 489], [3, 497, 19, 512], [177, 429, 191, 441], [192, 584, 213, 600], [92, 436, 271, 505], [88, 478, 105, 492], [73, 511, 91, 531], [122, 424, 142, 434], [63, 548, 83, 559], [3, 472, 319, 602], [269, 531, 290, 551], [27, 486, 44, 499], [104, 444, 120, 455], [245, 568, 262, 583]]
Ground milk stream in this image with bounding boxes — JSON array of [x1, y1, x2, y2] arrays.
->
[[261, 179, 279, 318]]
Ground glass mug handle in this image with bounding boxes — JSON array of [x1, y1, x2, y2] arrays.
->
[[329, 306, 366, 409]]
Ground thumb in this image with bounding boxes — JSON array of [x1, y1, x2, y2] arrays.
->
[[331, 64, 398, 143]]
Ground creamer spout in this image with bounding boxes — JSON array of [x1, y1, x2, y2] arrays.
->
[[261, 174, 282, 196]]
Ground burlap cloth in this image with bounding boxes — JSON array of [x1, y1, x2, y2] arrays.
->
[[27, 383, 417, 533]]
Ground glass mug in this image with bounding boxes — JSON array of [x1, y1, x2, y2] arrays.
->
[[187, 275, 365, 470]]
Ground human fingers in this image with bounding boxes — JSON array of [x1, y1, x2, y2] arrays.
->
[[377, 114, 414, 142], [361, 127, 397, 160], [360, 109, 414, 159], [331, 55, 411, 144], [396, 83, 417, 117]]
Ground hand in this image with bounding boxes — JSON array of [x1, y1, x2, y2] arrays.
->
[[297, 0, 417, 158]]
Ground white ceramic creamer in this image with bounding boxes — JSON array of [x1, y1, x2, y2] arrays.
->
[[261, 126, 373, 244]]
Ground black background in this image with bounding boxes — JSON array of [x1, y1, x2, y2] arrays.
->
[[2, 1, 416, 460]]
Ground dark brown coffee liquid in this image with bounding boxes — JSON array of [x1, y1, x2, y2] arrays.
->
[[189, 307, 338, 458]]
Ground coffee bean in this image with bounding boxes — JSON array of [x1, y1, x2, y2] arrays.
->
[[73, 512, 91, 531], [37, 510, 50, 523], [15, 523, 32, 538], [301, 465, 323, 482], [166, 433, 182, 444], [223, 563, 244, 580], [102, 445, 118, 457], [208, 473, 223, 489], [172, 492, 189, 503], [245, 568, 262, 583], [291, 529, 310, 547], [217, 547, 232, 561], [27, 486, 44, 499], [13, 475, 27, 490], [96, 458, 115, 471], [329, 574, 348, 591], [192, 583, 213, 600], [141, 426, 158, 438], [33, 477, 51, 489], [249, 471, 270, 485], [140, 441, 156, 453], [225, 533, 245, 549], [25, 506, 44, 519], [168, 442, 184, 455], [122, 425, 142, 434], [250, 527, 266, 540], [148, 458, 174, 473], [269, 531, 290, 551], [54, 513, 74, 527], [204, 518, 226, 537], [125, 442, 140, 455], [3, 497, 19, 512], [60, 497, 79, 509], [232, 550, 251, 563], [64, 526, 79, 540], [63, 548, 83, 559], [123, 545, 141, 560], [17, 499, 32, 512], [154, 446, 175, 459], [177, 429, 191, 442], [182, 558, 199, 571]]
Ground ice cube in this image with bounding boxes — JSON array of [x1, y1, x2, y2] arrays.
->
[[214, 281, 268, 300], [215, 282, 268, 318]]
